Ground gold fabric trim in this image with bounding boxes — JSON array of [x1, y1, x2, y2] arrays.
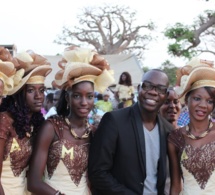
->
[[190, 80, 215, 91], [26, 75, 45, 84]]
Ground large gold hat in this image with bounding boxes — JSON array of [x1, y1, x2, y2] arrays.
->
[[175, 57, 215, 101], [8, 50, 52, 95], [52, 46, 115, 93], [0, 47, 17, 95]]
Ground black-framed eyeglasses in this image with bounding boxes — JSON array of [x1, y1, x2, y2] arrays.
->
[[140, 81, 168, 94]]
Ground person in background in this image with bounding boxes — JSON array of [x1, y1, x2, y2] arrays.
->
[[44, 89, 61, 119], [43, 92, 54, 119], [118, 92, 135, 109], [88, 69, 173, 195], [110, 91, 120, 111], [159, 87, 182, 195], [0, 50, 52, 195], [115, 71, 135, 108], [168, 57, 215, 194], [160, 87, 182, 129], [53, 89, 61, 106], [95, 91, 113, 113], [88, 92, 105, 127], [27, 46, 115, 195], [177, 104, 190, 127], [0, 47, 18, 105], [96, 93, 103, 101]]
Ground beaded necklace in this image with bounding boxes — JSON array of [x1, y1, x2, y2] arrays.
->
[[65, 118, 91, 139], [185, 120, 213, 140]]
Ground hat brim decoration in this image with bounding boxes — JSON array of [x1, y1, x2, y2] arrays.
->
[[175, 57, 215, 103], [0, 47, 18, 95], [52, 47, 115, 93], [8, 51, 52, 95]]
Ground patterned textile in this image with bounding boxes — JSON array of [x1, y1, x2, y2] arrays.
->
[[0, 112, 32, 195], [44, 116, 91, 195], [177, 111, 190, 127], [168, 129, 215, 194]]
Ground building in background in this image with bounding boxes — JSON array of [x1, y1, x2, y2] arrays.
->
[[0, 44, 17, 56]]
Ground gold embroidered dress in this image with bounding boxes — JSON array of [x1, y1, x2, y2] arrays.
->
[[44, 116, 91, 195], [0, 112, 32, 195], [168, 129, 215, 195], [115, 84, 135, 107]]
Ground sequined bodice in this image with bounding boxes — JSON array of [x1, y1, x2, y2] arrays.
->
[[168, 129, 215, 193], [181, 142, 215, 189], [0, 112, 32, 177], [47, 116, 90, 186]]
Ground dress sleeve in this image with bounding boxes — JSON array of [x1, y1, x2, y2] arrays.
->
[[114, 84, 120, 92], [0, 112, 11, 140], [47, 116, 64, 139], [168, 129, 185, 150]]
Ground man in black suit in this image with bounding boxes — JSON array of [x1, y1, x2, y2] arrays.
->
[[88, 69, 173, 195]]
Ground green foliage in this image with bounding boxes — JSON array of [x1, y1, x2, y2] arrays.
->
[[164, 23, 197, 58], [142, 62, 178, 86], [158, 60, 177, 86], [142, 66, 150, 73], [164, 23, 194, 41], [168, 44, 197, 58], [164, 9, 215, 59]]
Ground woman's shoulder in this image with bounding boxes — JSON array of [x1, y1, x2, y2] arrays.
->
[[0, 112, 13, 139], [168, 127, 185, 148], [0, 111, 11, 118], [169, 127, 184, 137], [0, 111, 13, 124], [47, 115, 64, 123]]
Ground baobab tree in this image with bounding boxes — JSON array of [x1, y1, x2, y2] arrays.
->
[[54, 5, 154, 57]]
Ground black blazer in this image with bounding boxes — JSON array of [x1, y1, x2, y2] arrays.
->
[[88, 103, 172, 195]]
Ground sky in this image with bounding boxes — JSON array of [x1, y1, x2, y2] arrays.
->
[[1, 0, 215, 68]]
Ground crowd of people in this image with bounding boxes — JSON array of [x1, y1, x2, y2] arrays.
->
[[0, 45, 214, 195]]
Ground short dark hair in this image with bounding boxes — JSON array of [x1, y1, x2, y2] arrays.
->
[[97, 93, 103, 100], [46, 93, 54, 103]]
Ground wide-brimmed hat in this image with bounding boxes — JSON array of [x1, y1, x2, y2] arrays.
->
[[8, 50, 52, 95], [175, 57, 215, 102], [52, 46, 115, 93], [0, 47, 17, 95]]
